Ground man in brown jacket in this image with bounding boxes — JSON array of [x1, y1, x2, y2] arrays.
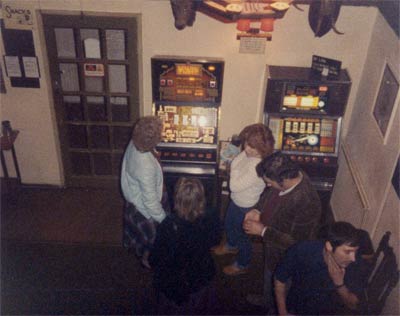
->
[[243, 151, 321, 310]]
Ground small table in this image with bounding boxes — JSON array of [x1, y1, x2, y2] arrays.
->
[[1, 130, 21, 184]]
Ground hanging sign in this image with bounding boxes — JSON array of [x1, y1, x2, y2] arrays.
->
[[2, 1, 35, 30]]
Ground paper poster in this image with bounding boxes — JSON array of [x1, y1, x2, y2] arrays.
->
[[84, 38, 101, 59]]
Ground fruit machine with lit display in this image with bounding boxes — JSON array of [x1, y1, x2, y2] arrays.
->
[[151, 56, 224, 209], [263, 65, 351, 218]]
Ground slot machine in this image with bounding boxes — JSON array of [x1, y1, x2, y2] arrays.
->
[[151, 56, 224, 208], [263, 65, 351, 208]]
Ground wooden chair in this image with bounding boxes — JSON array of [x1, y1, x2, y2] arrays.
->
[[362, 231, 399, 315]]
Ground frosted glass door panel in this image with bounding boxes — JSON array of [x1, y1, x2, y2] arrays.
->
[[59, 63, 79, 91], [85, 76, 104, 92], [109, 65, 127, 93], [55, 28, 76, 58], [106, 30, 126, 60]]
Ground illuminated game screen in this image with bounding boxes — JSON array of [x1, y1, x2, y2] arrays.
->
[[156, 104, 218, 145], [152, 58, 224, 103], [282, 83, 329, 113], [268, 116, 339, 156]]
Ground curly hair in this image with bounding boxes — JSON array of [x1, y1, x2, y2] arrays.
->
[[132, 116, 163, 152], [174, 177, 206, 222], [239, 123, 275, 158], [256, 151, 300, 184]]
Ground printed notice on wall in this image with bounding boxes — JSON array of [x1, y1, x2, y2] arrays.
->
[[22, 56, 40, 78], [4, 56, 22, 77], [239, 37, 266, 54]]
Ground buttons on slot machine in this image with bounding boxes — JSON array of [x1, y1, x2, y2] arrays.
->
[[290, 155, 297, 161], [180, 152, 187, 158], [172, 152, 178, 158], [297, 156, 304, 162], [312, 157, 319, 163], [305, 156, 311, 163], [323, 157, 330, 164], [206, 153, 212, 160]]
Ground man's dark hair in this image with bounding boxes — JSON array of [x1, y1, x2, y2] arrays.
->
[[325, 221, 361, 251], [256, 151, 300, 184]]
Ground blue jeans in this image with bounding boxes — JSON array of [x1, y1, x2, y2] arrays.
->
[[224, 200, 252, 267]]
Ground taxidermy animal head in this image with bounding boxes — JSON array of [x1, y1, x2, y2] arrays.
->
[[170, 0, 199, 30], [308, 0, 344, 37]]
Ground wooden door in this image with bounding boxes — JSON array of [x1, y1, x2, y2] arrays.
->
[[43, 14, 140, 187]]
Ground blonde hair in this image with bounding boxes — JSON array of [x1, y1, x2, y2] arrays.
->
[[174, 177, 206, 222]]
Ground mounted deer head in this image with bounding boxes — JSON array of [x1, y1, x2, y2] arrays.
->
[[170, 0, 199, 30]]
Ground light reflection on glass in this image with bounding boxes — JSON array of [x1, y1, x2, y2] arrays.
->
[[198, 116, 207, 126]]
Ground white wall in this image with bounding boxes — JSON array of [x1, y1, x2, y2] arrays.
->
[[331, 12, 400, 315], [0, 0, 377, 186]]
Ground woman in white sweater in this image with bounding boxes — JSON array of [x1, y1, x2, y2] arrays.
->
[[213, 123, 275, 276]]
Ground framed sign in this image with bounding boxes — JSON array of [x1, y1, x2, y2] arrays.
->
[[311, 55, 342, 78], [373, 64, 399, 137]]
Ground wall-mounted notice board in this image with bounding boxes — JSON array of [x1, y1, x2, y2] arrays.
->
[[1, 20, 40, 88]]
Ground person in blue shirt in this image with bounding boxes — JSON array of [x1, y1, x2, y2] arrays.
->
[[120, 116, 169, 269], [274, 221, 366, 315]]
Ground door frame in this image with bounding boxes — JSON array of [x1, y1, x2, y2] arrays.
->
[[42, 13, 141, 187]]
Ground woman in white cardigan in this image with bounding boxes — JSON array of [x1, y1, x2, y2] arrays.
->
[[213, 123, 275, 276], [121, 116, 169, 269]]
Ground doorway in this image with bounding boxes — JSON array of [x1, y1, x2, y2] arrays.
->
[[43, 14, 140, 187]]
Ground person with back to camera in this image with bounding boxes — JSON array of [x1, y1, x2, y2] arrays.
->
[[213, 123, 275, 276], [274, 221, 366, 315], [242, 151, 321, 309], [149, 177, 221, 315], [120, 115, 170, 269]]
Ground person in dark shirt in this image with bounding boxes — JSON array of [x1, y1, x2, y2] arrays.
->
[[274, 221, 366, 315], [149, 177, 221, 315]]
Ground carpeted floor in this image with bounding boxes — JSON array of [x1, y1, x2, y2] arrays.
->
[[1, 186, 268, 315]]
